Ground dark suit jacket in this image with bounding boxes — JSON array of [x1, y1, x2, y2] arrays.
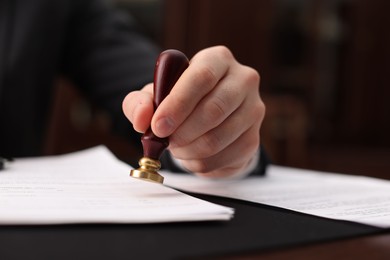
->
[[0, 0, 267, 175], [0, 0, 158, 157]]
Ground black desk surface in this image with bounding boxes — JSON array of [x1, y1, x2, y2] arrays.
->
[[0, 192, 383, 260]]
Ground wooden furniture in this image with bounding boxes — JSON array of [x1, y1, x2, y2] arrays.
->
[[228, 233, 390, 260], [44, 0, 390, 175], [44, 79, 140, 166], [162, 0, 390, 174], [163, 0, 313, 167]]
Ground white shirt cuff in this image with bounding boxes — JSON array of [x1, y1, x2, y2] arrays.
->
[[170, 149, 260, 180]]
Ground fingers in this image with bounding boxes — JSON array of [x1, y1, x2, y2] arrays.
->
[[177, 123, 261, 177], [122, 83, 153, 133], [151, 46, 234, 138], [167, 51, 263, 173], [169, 72, 245, 147], [170, 63, 261, 148], [170, 92, 262, 158]]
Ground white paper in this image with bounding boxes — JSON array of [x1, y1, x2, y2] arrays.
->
[[164, 165, 390, 228], [0, 146, 233, 224]]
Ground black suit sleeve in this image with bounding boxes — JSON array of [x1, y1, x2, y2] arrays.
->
[[61, 0, 159, 144]]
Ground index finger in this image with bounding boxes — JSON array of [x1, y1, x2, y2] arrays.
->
[[151, 46, 234, 138]]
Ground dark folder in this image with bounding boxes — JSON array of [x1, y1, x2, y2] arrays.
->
[[0, 191, 382, 260]]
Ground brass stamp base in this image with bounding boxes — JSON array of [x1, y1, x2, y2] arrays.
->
[[130, 157, 164, 184]]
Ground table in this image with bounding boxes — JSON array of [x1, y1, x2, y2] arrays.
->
[[233, 233, 390, 260]]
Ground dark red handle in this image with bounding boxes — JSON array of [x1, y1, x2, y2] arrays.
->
[[141, 50, 189, 160]]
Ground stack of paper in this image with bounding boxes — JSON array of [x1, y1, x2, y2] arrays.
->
[[164, 166, 390, 228], [0, 147, 233, 224], [3, 145, 390, 228]]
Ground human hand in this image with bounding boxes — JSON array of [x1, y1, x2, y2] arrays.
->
[[123, 46, 265, 178]]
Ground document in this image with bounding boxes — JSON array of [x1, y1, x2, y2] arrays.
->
[[0, 146, 233, 225], [164, 166, 390, 228]]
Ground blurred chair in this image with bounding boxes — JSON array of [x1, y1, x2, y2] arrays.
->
[[44, 78, 140, 166], [261, 94, 308, 168]]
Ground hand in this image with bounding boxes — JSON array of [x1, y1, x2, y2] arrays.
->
[[123, 46, 265, 178]]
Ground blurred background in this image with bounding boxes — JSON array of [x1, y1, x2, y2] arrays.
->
[[45, 0, 390, 179]]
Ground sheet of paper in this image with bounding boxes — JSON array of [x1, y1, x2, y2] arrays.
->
[[164, 165, 390, 228], [0, 146, 233, 225]]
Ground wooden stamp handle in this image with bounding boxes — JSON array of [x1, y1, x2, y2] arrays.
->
[[141, 50, 189, 160]]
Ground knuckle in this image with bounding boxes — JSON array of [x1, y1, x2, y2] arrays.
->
[[249, 134, 260, 152], [243, 67, 261, 89], [258, 99, 266, 121], [197, 132, 223, 158], [247, 129, 260, 152], [252, 99, 265, 121], [188, 160, 212, 174], [214, 45, 234, 61], [204, 95, 228, 123], [198, 45, 233, 62], [170, 131, 190, 147], [250, 67, 261, 84], [194, 66, 218, 87], [170, 94, 189, 113]]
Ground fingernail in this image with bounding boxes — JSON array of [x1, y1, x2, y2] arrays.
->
[[155, 117, 175, 137]]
